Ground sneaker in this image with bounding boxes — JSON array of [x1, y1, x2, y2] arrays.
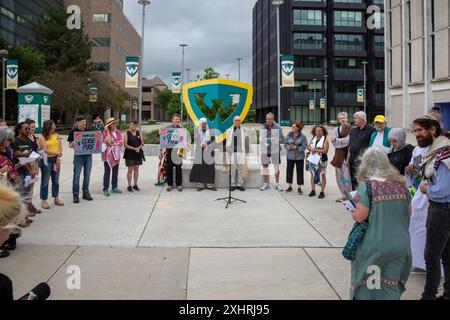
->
[[82, 192, 93, 201], [238, 186, 246, 192], [308, 191, 316, 197], [298, 188, 303, 195], [73, 193, 80, 204], [318, 192, 325, 199], [127, 186, 134, 193], [166, 186, 173, 192], [26, 217, 33, 224], [41, 201, 51, 209], [111, 187, 122, 194], [197, 187, 204, 192], [208, 187, 218, 191], [336, 196, 347, 202], [54, 198, 64, 206], [133, 185, 141, 192], [285, 187, 293, 193], [177, 186, 183, 192], [230, 186, 237, 191], [275, 185, 284, 192], [260, 184, 270, 191], [104, 190, 111, 197]]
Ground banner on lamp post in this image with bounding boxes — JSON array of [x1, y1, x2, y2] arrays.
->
[[357, 86, 364, 103], [125, 56, 140, 88], [172, 72, 182, 93], [309, 100, 315, 110], [320, 98, 326, 109], [6, 59, 19, 90], [281, 55, 295, 87], [89, 83, 98, 103]]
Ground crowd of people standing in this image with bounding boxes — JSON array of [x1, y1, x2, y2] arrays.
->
[[1, 107, 449, 301]]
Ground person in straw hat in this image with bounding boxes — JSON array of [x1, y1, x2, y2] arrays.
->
[[102, 118, 123, 197]]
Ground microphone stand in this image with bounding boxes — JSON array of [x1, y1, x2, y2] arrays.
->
[[217, 141, 246, 209]]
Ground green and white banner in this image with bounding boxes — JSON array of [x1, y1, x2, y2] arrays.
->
[[89, 83, 98, 102], [172, 72, 182, 93], [6, 59, 19, 90], [357, 86, 364, 103], [281, 55, 295, 87], [125, 56, 140, 88]]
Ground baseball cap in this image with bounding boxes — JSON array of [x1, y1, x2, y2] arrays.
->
[[374, 115, 386, 123]]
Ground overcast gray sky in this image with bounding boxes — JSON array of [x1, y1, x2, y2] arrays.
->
[[123, 0, 257, 86]]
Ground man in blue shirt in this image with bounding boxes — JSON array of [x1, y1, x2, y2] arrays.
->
[[413, 115, 450, 300]]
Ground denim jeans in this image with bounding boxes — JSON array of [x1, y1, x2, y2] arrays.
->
[[40, 157, 60, 200], [103, 162, 119, 191], [19, 171, 32, 203], [422, 201, 450, 300], [72, 154, 93, 194]]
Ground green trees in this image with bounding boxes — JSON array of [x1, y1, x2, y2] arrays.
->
[[33, 8, 92, 75], [154, 89, 183, 118]]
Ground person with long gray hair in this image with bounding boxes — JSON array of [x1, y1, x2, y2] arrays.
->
[[349, 147, 412, 300]]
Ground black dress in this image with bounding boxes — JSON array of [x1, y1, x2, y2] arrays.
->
[[189, 130, 215, 185], [388, 144, 415, 175], [124, 130, 144, 166]]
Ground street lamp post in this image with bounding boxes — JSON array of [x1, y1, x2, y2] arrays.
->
[[179, 44, 188, 122], [324, 74, 328, 125], [0, 49, 8, 120], [362, 61, 368, 115], [137, 0, 150, 132], [313, 78, 317, 125], [236, 58, 243, 82], [225, 74, 230, 80], [186, 68, 191, 83], [272, 0, 284, 124]]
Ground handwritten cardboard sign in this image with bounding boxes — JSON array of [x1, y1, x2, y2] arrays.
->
[[74, 131, 103, 155], [160, 128, 188, 149]]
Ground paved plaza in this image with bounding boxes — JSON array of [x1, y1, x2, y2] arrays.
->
[[0, 128, 428, 300]]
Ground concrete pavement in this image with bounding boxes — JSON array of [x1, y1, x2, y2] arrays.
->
[[0, 128, 429, 300]]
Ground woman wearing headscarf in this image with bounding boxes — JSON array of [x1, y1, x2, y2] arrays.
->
[[387, 128, 415, 175], [189, 118, 217, 191]]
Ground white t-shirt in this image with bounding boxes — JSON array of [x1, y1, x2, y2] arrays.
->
[[372, 131, 391, 154]]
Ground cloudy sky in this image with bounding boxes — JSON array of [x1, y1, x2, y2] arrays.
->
[[123, 0, 257, 86]]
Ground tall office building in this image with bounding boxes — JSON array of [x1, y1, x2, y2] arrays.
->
[[64, 0, 142, 120], [0, 0, 64, 45], [253, 0, 385, 124], [386, 0, 450, 129]]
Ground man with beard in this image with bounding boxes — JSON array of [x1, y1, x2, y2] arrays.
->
[[413, 115, 450, 300]]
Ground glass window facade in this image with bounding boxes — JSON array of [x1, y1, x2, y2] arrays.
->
[[293, 9, 326, 26], [335, 81, 362, 100], [0, 0, 63, 45], [295, 56, 327, 75], [335, 57, 364, 76], [334, 10, 363, 27], [293, 80, 324, 100], [293, 33, 326, 50], [334, 0, 363, 3], [92, 13, 112, 23], [91, 38, 111, 47], [334, 33, 364, 51], [375, 35, 385, 52]]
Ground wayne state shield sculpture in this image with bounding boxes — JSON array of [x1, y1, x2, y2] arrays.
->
[[183, 79, 253, 143]]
